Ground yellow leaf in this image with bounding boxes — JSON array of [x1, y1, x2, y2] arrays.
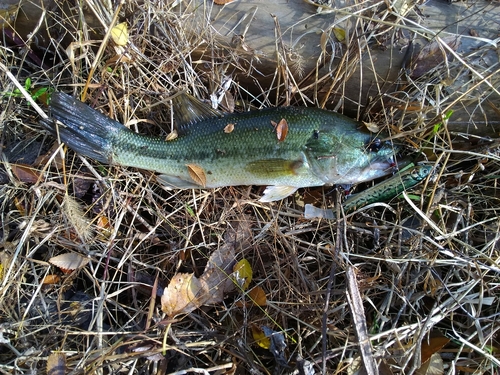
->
[[251, 325, 270, 349], [111, 22, 129, 46], [333, 27, 346, 42], [233, 259, 252, 290], [186, 164, 207, 187]]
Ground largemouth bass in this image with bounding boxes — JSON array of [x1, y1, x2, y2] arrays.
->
[[305, 165, 432, 219], [42, 92, 398, 202]]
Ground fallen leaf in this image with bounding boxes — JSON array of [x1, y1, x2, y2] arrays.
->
[[161, 273, 203, 316], [262, 326, 287, 366], [49, 253, 90, 273], [42, 275, 61, 285], [421, 336, 450, 364], [165, 130, 178, 141], [411, 36, 461, 78], [11, 163, 41, 183], [271, 118, 289, 142], [363, 121, 380, 133], [213, 0, 235, 4], [186, 163, 207, 187], [224, 123, 235, 133], [251, 325, 271, 349], [333, 27, 346, 42], [248, 286, 267, 306], [161, 221, 251, 316], [236, 285, 267, 307], [111, 22, 129, 46], [232, 259, 252, 290]]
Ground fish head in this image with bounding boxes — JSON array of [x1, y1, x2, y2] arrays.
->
[[304, 130, 399, 185]]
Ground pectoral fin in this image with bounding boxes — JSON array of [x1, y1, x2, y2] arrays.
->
[[246, 159, 304, 178], [259, 186, 298, 202]]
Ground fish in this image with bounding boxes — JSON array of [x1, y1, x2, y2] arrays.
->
[[304, 164, 432, 219], [41, 92, 399, 202]]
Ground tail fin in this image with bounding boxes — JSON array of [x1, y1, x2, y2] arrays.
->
[[41, 92, 123, 164]]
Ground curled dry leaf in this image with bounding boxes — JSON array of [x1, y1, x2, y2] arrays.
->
[[363, 121, 380, 133], [271, 118, 289, 142], [186, 163, 207, 187], [165, 129, 178, 141], [49, 253, 90, 273], [416, 353, 444, 375], [224, 123, 235, 133]]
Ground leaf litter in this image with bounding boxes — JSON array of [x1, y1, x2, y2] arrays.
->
[[161, 220, 252, 317]]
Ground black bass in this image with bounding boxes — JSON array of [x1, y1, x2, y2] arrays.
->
[[305, 165, 432, 219], [42, 92, 398, 202]]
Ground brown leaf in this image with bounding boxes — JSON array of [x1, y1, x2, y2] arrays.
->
[[42, 274, 61, 285], [186, 163, 207, 187], [11, 163, 41, 183], [49, 253, 90, 273], [271, 118, 289, 142], [411, 36, 461, 78], [224, 123, 235, 133], [421, 336, 450, 364], [248, 286, 267, 306], [161, 273, 203, 317], [236, 286, 267, 307]]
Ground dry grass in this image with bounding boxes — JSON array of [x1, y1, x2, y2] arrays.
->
[[1, 0, 500, 374]]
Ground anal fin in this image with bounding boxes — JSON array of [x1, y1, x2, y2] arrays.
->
[[259, 186, 298, 202], [158, 174, 201, 189]]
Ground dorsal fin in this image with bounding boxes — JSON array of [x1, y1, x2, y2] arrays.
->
[[171, 92, 224, 127]]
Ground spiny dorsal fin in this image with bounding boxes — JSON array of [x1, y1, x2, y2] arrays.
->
[[171, 92, 224, 127]]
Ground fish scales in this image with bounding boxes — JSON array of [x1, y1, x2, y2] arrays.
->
[[42, 92, 398, 201]]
